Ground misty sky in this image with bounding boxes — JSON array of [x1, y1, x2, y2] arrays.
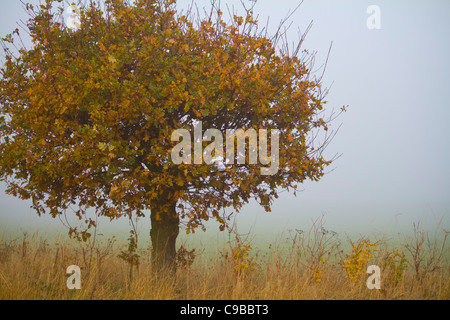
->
[[1, 0, 449, 242]]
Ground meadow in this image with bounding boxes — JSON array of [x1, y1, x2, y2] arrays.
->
[[0, 217, 449, 300]]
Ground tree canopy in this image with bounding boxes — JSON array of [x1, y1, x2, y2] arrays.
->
[[0, 0, 340, 269]]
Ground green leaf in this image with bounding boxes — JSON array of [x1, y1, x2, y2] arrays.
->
[[98, 142, 107, 151], [108, 55, 117, 64]]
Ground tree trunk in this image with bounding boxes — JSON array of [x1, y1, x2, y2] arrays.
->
[[150, 197, 179, 273]]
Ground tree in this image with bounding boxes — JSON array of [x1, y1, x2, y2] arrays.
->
[[0, 0, 341, 272]]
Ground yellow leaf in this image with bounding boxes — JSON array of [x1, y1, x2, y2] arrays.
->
[[98, 142, 107, 151], [108, 55, 117, 64]]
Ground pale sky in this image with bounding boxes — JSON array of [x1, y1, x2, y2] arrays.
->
[[1, 0, 449, 244]]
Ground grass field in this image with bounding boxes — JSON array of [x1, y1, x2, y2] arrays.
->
[[0, 218, 449, 300]]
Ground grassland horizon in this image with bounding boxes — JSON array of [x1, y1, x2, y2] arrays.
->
[[0, 215, 448, 300]]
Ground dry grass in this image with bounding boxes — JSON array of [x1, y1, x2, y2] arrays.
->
[[0, 218, 449, 300]]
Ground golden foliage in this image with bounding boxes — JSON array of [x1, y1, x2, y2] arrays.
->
[[339, 238, 378, 283]]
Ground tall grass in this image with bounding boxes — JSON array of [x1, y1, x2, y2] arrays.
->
[[0, 218, 449, 300]]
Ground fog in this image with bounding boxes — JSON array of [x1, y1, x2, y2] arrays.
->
[[1, 0, 449, 245]]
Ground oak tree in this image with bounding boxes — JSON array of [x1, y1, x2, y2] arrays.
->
[[0, 0, 340, 271]]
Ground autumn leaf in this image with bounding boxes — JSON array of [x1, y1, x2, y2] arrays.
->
[[98, 142, 107, 151], [108, 55, 117, 64], [99, 42, 106, 51]]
